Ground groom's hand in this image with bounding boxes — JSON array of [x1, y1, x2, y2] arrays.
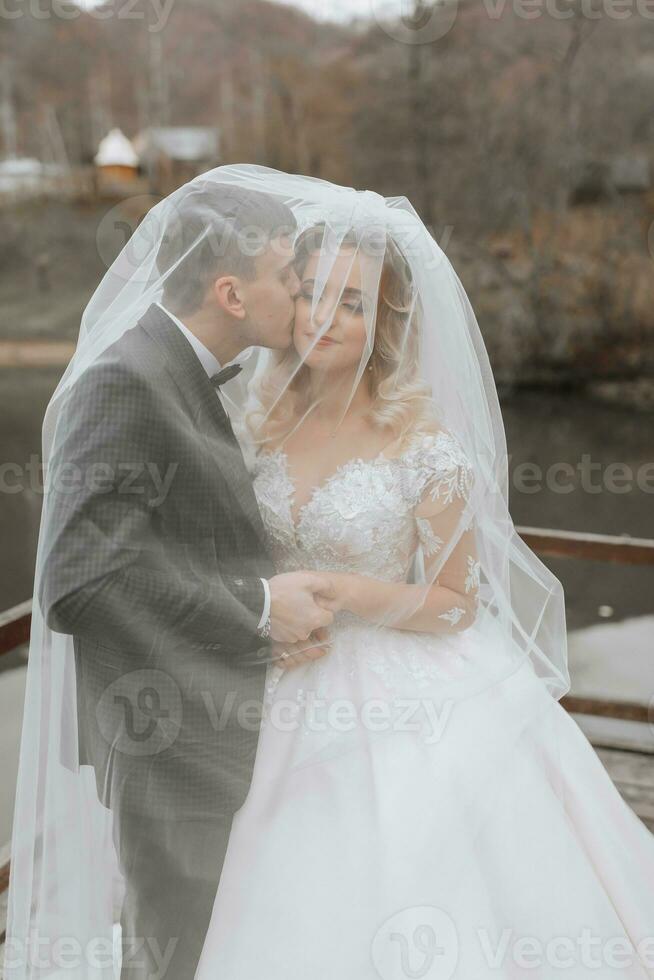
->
[[272, 628, 332, 670], [268, 571, 336, 643]]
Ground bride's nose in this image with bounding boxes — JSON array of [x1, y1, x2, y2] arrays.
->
[[310, 295, 336, 334]]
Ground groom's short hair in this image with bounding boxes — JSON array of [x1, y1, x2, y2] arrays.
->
[[158, 185, 296, 315]]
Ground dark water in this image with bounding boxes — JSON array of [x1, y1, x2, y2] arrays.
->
[[502, 392, 653, 630], [1, 369, 652, 630], [0, 367, 65, 611]]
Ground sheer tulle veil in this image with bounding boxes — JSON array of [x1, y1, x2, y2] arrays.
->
[[6, 164, 569, 978]]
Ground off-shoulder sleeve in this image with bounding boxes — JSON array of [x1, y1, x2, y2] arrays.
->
[[408, 431, 480, 631]]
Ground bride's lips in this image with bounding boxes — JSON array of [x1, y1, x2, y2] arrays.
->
[[308, 335, 338, 347]]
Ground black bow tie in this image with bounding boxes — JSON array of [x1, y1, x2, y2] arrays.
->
[[210, 363, 243, 387]]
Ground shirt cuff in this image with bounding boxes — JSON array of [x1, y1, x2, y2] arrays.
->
[[257, 578, 271, 630]]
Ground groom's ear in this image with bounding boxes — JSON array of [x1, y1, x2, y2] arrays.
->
[[212, 275, 247, 321]]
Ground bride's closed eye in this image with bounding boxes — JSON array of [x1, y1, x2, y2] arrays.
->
[[341, 299, 364, 315], [298, 281, 364, 316]]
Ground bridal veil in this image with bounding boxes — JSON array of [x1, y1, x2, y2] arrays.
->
[[6, 165, 569, 978]]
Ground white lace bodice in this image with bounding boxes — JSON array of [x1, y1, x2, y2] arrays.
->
[[252, 429, 479, 628]]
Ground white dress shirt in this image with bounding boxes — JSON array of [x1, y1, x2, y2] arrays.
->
[[156, 302, 270, 632]]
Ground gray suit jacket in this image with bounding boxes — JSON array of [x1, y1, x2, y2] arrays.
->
[[39, 303, 275, 820]]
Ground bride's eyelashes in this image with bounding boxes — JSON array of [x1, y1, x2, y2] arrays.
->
[[297, 282, 364, 317]]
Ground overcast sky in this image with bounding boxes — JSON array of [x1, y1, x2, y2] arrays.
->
[[274, 0, 405, 22]]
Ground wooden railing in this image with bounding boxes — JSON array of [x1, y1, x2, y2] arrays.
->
[[517, 526, 654, 567], [0, 598, 31, 657], [0, 525, 653, 921], [517, 526, 654, 727]]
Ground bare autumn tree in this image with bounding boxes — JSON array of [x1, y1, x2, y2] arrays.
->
[[3, 0, 653, 232]]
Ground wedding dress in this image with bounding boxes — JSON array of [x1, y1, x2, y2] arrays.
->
[[195, 430, 654, 980]]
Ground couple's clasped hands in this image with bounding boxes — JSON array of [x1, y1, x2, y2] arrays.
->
[[267, 570, 348, 671]]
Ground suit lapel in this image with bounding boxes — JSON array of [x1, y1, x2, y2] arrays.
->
[[139, 303, 268, 546]]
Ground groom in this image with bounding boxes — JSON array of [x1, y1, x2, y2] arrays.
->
[[40, 185, 334, 979]]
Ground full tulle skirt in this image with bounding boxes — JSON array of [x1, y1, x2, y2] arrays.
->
[[194, 618, 654, 979]]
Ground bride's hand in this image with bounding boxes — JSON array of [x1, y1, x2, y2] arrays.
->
[[312, 573, 399, 623], [312, 572, 353, 614]]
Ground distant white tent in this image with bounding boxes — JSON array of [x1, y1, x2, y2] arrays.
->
[[94, 128, 139, 169]]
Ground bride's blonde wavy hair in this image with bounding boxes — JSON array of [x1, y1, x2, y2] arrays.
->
[[245, 223, 442, 453]]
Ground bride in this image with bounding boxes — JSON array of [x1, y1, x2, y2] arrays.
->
[[194, 176, 654, 979]]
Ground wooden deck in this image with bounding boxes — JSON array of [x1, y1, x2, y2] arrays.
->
[[595, 746, 654, 833]]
